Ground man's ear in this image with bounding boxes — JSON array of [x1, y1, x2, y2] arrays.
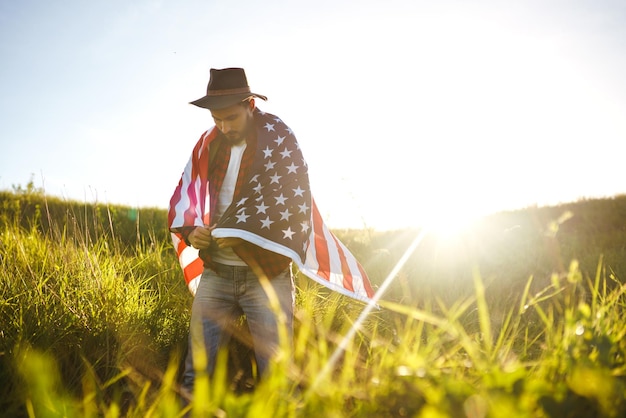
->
[[248, 98, 256, 110]]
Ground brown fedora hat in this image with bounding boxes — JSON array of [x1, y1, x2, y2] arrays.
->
[[190, 68, 268, 110]]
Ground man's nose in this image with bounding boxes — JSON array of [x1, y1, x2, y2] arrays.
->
[[220, 121, 231, 134]]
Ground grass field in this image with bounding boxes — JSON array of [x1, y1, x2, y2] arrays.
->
[[1, 188, 625, 417]]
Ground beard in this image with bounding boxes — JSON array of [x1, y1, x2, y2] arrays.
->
[[223, 116, 254, 145], [225, 131, 246, 144]]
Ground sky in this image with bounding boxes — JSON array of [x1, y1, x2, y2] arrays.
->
[[1, 0, 625, 230]]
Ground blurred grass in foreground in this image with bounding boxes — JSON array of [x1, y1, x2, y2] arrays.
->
[[1, 189, 626, 417]]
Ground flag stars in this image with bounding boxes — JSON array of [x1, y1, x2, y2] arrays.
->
[[255, 202, 269, 214], [293, 186, 304, 197], [282, 227, 295, 240], [236, 211, 250, 223], [298, 202, 310, 214], [264, 160, 276, 171], [275, 193, 287, 205], [286, 162, 299, 174], [280, 148, 292, 159], [263, 146, 274, 158], [279, 209, 292, 221], [260, 216, 274, 229], [274, 135, 286, 146], [270, 172, 282, 184], [207, 116, 318, 258]]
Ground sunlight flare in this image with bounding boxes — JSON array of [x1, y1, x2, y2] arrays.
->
[[307, 227, 430, 395]]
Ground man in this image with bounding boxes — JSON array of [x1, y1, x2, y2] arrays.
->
[[168, 67, 374, 400]]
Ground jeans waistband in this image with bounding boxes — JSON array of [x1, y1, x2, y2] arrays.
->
[[213, 262, 249, 268], [211, 262, 251, 276]]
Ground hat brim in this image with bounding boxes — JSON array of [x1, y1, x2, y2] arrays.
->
[[190, 92, 268, 110]]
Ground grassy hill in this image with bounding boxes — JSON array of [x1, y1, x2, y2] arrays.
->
[[3, 188, 625, 288], [1, 188, 625, 417], [338, 194, 626, 299]]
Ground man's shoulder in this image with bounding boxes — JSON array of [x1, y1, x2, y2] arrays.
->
[[187, 127, 222, 164], [254, 108, 287, 125], [254, 108, 295, 138], [194, 127, 221, 149]]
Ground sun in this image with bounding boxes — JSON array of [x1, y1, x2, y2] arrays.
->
[[420, 206, 484, 242]]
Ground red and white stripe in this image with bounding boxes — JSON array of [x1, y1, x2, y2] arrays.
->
[[296, 199, 374, 302], [168, 129, 217, 295], [172, 233, 204, 295]]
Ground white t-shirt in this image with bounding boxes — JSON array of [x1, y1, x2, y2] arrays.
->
[[212, 142, 248, 266]]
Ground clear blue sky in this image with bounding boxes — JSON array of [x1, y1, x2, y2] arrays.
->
[[1, 0, 625, 230]]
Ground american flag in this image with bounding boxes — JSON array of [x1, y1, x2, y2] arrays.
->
[[169, 109, 374, 303]]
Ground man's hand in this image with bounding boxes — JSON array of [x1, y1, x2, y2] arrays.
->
[[187, 225, 215, 249]]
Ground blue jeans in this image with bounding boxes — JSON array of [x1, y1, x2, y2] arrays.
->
[[181, 264, 294, 394]]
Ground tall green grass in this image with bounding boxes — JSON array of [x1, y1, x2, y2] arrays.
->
[[1, 190, 626, 417], [0, 194, 189, 416]]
